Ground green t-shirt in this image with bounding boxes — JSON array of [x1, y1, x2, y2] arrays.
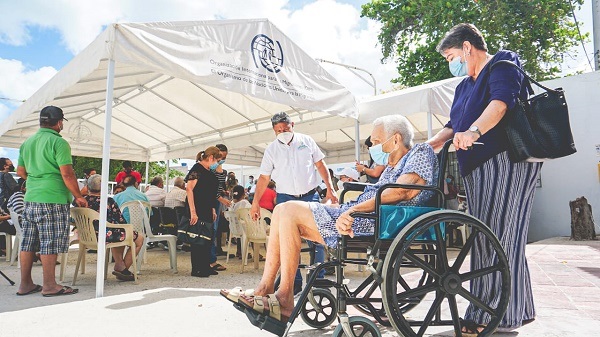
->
[[18, 128, 73, 204]]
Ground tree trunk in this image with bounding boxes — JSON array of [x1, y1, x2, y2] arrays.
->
[[569, 196, 596, 241]]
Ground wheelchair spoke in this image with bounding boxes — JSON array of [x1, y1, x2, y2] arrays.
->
[[457, 287, 495, 315], [405, 251, 440, 278], [396, 282, 438, 300], [460, 265, 502, 282], [447, 294, 462, 337], [417, 291, 444, 337], [434, 224, 448, 273], [396, 274, 411, 291], [451, 227, 478, 271]]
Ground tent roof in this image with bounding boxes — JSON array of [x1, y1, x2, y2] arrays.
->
[[0, 19, 357, 164]]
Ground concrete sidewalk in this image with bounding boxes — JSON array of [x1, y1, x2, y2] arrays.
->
[[0, 237, 599, 337]]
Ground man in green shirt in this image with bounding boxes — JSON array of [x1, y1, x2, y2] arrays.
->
[[16, 106, 87, 297]]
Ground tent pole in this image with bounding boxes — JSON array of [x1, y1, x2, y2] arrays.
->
[[354, 120, 360, 161], [96, 58, 116, 298], [145, 159, 150, 191], [427, 110, 433, 139], [165, 159, 170, 192]]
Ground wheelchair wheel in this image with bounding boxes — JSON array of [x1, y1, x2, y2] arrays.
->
[[350, 262, 433, 327], [381, 211, 510, 337], [300, 288, 338, 329], [332, 316, 382, 337]]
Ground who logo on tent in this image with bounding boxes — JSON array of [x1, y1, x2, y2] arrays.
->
[[251, 34, 284, 73]]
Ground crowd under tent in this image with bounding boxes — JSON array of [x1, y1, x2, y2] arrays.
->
[[0, 19, 358, 296]]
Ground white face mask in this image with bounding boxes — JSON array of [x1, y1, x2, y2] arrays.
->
[[337, 180, 345, 191], [277, 132, 294, 144]]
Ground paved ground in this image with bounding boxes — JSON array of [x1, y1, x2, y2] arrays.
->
[[0, 237, 599, 337]]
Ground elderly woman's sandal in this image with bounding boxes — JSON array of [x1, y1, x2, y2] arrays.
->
[[457, 318, 491, 337], [220, 287, 254, 305], [242, 294, 289, 336]]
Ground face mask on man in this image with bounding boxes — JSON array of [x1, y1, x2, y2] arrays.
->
[[368, 135, 395, 165], [449, 51, 468, 77], [218, 159, 226, 165], [7, 165, 15, 172], [337, 180, 345, 191], [277, 132, 294, 144]]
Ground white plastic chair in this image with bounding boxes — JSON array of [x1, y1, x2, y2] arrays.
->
[[70, 207, 137, 285], [59, 222, 80, 282], [8, 209, 23, 266], [236, 208, 269, 273], [223, 210, 245, 265], [120, 200, 177, 274], [0, 232, 10, 262]]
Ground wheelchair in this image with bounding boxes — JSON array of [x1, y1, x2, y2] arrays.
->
[[254, 140, 511, 337]]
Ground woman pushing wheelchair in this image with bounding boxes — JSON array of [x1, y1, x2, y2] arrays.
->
[[220, 114, 438, 333]]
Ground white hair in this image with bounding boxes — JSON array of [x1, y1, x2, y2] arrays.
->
[[87, 174, 102, 193], [372, 115, 414, 149]]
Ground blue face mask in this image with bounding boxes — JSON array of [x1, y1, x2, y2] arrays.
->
[[368, 136, 395, 165], [218, 159, 226, 165], [446, 178, 452, 183], [209, 162, 219, 171], [449, 55, 467, 77]]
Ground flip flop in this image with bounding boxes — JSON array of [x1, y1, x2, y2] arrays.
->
[[42, 286, 79, 297], [212, 263, 227, 271], [458, 318, 492, 337], [112, 269, 135, 281], [16, 284, 43, 296]]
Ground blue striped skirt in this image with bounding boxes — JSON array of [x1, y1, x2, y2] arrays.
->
[[462, 151, 542, 329]]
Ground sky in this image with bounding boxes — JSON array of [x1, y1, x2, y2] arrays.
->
[[0, 0, 596, 165]]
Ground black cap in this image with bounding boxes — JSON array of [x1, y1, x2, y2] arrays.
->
[[39, 106, 68, 122], [271, 112, 291, 125]]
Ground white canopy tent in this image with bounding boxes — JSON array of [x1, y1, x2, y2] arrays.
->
[[0, 19, 359, 296]]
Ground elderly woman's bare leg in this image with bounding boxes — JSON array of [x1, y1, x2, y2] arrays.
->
[[247, 201, 324, 318]]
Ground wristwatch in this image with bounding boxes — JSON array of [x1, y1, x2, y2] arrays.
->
[[468, 125, 482, 137]]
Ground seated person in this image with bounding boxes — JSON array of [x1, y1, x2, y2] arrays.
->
[[76, 174, 145, 281], [258, 180, 276, 212], [7, 178, 26, 215], [165, 177, 187, 208], [113, 175, 150, 223], [145, 176, 166, 207], [221, 115, 438, 326]]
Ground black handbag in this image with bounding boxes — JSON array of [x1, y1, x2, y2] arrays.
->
[[177, 215, 213, 246], [491, 60, 577, 163]]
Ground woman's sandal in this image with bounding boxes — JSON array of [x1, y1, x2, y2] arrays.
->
[[241, 294, 289, 336], [458, 318, 491, 337], [220, 287, 254, 312]]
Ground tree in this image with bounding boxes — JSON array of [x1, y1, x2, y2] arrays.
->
[[361, 0, 586, 87], [71, 156, 184, 182]]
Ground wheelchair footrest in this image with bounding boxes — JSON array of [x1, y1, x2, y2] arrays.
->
[[312, 278, 337, 288]]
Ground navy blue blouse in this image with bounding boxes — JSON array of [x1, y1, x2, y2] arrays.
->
[[446, 50, 527, 176]]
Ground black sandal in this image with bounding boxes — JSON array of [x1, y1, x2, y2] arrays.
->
[[458, 318, 488, 337]]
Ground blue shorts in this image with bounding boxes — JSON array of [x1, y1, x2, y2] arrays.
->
[[20, 202, 70, 255]]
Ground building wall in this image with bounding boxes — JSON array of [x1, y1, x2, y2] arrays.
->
[[528, 71, 600, 242]]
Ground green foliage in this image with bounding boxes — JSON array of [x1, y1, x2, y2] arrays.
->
[[71, 156, 184, 182], [361, 0, 586, 86]]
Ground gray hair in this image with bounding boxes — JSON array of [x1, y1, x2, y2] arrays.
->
[[87, 174, 102, 193], [373, 115, 414, 149], [436, 23, 488, 54], [173, 176, 185, 189]]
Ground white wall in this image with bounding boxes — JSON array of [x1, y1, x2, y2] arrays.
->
[[528, 71, 600, 242]]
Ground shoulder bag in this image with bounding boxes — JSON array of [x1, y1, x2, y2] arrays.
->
[[491, 60, 577, 163], [177, 215, 213, 246]]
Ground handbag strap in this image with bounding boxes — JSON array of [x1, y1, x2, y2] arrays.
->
[[490, 60, 558, 95]]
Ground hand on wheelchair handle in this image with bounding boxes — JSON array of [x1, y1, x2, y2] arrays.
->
[[336, 210, 355, 237]]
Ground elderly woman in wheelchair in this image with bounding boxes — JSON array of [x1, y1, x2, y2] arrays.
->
[[220, 115, 439, 331]]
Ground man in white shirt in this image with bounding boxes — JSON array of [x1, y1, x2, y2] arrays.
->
[[145, 176, 166, 207], [250, 112, 337, 294], [164, 177, 186, 208]]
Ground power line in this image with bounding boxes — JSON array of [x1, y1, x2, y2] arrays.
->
[[569, 0, 594, 71]]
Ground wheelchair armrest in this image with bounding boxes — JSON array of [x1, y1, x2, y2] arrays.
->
[[342, 182, 372, 192]]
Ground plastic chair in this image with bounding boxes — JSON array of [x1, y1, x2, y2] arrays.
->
[[120, 200, 177, 274], [8, 209, 23, 267], [1, 232, 10, 262], [223, 210, 244, 265], [59, 222, 81, 282], [70, 207, 137, 285], [236, 208, 269, 273]]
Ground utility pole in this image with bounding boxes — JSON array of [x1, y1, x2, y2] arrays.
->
[[594, 0, 600, 70]]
